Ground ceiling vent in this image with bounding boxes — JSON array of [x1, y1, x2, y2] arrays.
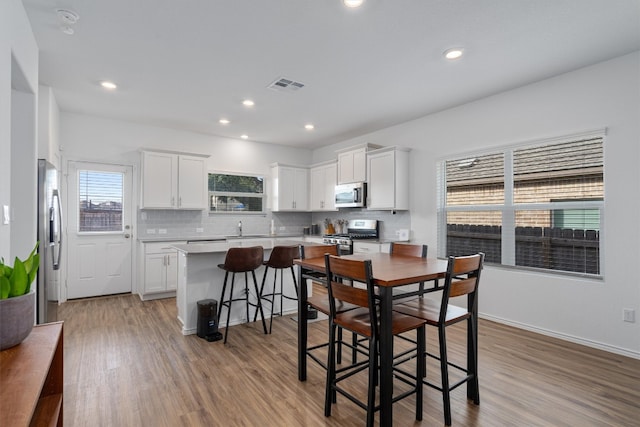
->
[[267, 77, 305, 93]]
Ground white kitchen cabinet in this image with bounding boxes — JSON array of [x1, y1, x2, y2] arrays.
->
[[353, 241, 381, 254], [139, 241, 184, 300], [336, 143, 381, 184], [271, 163, 309, 211], [367, 146, 410, 210], [140, 151, 208, 209], [310, 162, 337, 211]]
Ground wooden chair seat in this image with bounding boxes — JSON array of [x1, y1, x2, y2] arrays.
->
[[394, 298, 470, 326]]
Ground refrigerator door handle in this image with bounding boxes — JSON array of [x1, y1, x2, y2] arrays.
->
[[52, 189, 63, 270]]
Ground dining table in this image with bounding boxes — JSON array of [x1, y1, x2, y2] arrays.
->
[[295, 252, 465, 427]]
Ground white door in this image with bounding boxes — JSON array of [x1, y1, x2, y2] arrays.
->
[[66, 161, 133, 299]]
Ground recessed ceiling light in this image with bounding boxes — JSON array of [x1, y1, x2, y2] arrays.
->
[[240, 134, 249, 140], [343, 0, 365, 8], [304, 124, 315, 130], [100, 81, 117, 90], [242, 99, 255, 107], [443, 48, 464, 60], [219, 119, 230, 125]]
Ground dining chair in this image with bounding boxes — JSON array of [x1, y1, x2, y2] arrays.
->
[[324, 254, 428, 427], [217, 246, 268, 344], [299, 244, 364, 369], [389, 242, 430, 300], [253, 245, 299, 334], [394, 252, 485, 426]]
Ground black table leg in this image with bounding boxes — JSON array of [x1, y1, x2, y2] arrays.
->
[[297, 264, 308, 381], [379, 286, 393, 426]]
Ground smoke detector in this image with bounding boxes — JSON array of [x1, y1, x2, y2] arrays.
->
[[56, 9, 79, 25]]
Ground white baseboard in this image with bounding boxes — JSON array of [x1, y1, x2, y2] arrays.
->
[[480, 313, 640, 360]]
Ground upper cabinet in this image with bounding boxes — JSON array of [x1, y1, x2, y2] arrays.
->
[[140, 151, 209, 209], [336, 144, 381, 184], [367, 147, 410, 210], [310, 161, 337, 211], [271, 163, 309, 211]]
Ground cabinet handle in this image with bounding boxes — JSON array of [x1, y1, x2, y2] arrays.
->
[[171, 196, 175, 207], [166, 255, 170, 266], [178, 197, 182, 207]]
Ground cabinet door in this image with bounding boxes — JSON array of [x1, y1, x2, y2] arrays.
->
[[178, 155, 207, 209], [293, 168, 309, 211], [141, 152, 177, 208], [368, 151, 395, 209], [144, 253, 167, 293], [323, 163, 337, 211], [353, 241, 381, 254], [279, 167, 297, 210], [338, 148, 366, 184], [165, 252, 178, 291], [309, 167, 325, 210]]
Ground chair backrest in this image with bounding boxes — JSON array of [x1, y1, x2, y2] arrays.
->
[[299, 243, 339, 260], [440, 253, 484, 322], [223, 246, 264, 272], [324, 254, 377, 329], [267, 245, 300, 268], [389, 242, 427, 258]]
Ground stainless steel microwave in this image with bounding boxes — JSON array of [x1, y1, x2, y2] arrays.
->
[[335, 182, 367, 208]]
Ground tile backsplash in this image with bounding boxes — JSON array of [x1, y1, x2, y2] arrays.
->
[[138, 208, 410, 240]]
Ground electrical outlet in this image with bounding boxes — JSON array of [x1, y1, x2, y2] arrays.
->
[[158, 229, 167, 234], [196, 227, 204, 233], [146, 229, 156, 234], [623, 309, 635, 323]]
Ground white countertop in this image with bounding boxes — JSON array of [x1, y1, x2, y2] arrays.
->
[[170, 238, 308, 254]]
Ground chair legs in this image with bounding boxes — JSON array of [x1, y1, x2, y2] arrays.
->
[[218, 270, 267, 344], [254, 265, 298, 333]]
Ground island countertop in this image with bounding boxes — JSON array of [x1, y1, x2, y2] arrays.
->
[[170, 237, 308, 254]]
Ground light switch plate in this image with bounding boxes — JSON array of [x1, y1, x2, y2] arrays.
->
[[3, 205, 9, 225]]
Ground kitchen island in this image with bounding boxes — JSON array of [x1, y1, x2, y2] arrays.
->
[[171, 237, 307, 335]]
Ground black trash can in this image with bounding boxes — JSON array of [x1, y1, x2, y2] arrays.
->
[[197, 299, 220, 340]]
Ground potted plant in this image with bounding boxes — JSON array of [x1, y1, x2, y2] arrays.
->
[[0, 243, 39, 350]]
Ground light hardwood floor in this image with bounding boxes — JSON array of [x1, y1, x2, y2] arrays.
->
[[58, 293, 640, 426]]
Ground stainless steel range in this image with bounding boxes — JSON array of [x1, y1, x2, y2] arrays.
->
[[323, 219, 378, 255]]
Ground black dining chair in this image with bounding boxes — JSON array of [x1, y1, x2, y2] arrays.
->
[[394, 252, 484, 426], [324, 254, 428, 427]]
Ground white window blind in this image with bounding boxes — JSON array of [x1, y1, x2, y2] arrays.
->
[[78, 170, 124, 232], [438, 132, 604, 277]]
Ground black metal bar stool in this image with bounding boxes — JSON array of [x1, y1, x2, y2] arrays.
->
[[217, 246, 268, 344], [253, 245, 300, 333]]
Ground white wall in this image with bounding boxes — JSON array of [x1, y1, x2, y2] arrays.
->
[[313, 52, 640, 358], [38, 85, 61, 169], [0, 0, 39, 260], [60, 112, 312, 178]]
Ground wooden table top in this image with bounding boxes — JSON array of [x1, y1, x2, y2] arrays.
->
[[295, 252, 448, 287]]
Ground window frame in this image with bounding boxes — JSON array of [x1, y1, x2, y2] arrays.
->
[[437, 129, 605, 279], [207, 171, 267, 215]]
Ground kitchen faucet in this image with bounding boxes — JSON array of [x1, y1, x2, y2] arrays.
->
[[238, 221, 242, 237]]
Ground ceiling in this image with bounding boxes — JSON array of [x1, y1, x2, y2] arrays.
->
[[22, 0, 640, 149]]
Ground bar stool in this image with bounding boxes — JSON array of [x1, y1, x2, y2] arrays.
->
[[217, 246, 268, 344], [254, 245, 300, 333]]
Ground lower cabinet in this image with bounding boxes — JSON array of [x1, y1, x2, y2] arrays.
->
[[353, 241, 390, 254], [139, 242, 184, 300]]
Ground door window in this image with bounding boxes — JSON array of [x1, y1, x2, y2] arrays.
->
[[78, 170, 124, 232]]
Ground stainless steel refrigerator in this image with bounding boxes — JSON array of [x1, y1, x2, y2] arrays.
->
[[37, 159, 62, 324]]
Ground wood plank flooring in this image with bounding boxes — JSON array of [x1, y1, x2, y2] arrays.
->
[[58, 293, 640, 426]]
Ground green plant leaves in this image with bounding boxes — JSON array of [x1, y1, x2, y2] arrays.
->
[[0, 276, 9, 299], [0, 242, 39, 299]]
